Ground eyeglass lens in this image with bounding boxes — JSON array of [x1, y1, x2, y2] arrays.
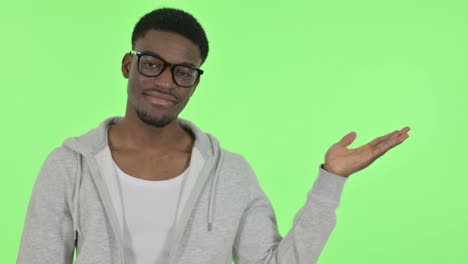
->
[[139, 55, 199, 87]]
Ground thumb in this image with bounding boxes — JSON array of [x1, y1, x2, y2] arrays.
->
[[336, 131, 357, 148]]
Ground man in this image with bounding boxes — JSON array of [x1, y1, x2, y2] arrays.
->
[[17, 8, 410, 264]]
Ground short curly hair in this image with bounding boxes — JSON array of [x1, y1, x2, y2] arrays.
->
[[132, 8, 209, 64]]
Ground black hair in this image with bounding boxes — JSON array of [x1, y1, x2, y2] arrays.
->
[[132, 8, 209, 64]]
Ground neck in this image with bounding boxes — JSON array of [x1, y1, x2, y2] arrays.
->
[[109, 109, 192, 152]]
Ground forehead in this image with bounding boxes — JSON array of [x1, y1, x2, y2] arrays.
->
[[134, 30, 202, 67]]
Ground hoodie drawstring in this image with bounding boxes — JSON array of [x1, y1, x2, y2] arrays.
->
[[72, 153, 82, 242]]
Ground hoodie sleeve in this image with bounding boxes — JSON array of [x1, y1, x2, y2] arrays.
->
[[17, 147, 77, 264], [233, 164, 347, 264]]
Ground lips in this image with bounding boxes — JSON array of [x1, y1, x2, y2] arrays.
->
[[143, 90, 177, 107]]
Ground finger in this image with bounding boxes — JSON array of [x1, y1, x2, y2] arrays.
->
[[368, 126, 411, 147], [400, 126, 411, 133], [389, 127, 411, 143], [367, 130, 399, 147], [336, 131, 357, 148], [373, 131, 409, 157]]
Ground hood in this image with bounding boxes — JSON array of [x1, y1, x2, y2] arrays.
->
[[62, 116, 220, 160], [61, 116, 225, 258]]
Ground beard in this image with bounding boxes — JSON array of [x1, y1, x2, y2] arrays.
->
[[136, 109, 174, 128]]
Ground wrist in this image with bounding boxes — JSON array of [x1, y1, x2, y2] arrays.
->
[[322, 163, 349, 177]]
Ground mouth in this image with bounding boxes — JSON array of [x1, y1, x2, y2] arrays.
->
[[143, 91, 177, 107]]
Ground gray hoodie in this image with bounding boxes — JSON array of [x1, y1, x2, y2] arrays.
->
[[17, 117, 347, 264]]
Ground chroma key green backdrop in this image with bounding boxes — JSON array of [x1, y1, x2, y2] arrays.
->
[[1, 0, 467, 263]]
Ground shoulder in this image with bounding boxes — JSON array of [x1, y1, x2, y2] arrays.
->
[[46, 145, 79, 165], [36, 146, 80, 190], [221, 149, 255, 174], [218, 149, 263, 191]]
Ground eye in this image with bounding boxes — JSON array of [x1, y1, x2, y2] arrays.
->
[[142, 61, 161, 69], [176, 71, 191, 78], [140, 55, 164, 70], [175, 67, 196, 79]]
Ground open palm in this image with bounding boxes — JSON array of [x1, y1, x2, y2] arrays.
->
[[323, 127, 410, 177]]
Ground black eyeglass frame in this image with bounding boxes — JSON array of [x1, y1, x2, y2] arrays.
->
[[129, 50, 204, 88]]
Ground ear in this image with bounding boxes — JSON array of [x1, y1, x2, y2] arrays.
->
[[121, 53, 132, 79]]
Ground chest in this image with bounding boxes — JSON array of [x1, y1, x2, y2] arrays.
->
[[75, 157, 250, 264], [111, 150, 191, 181]]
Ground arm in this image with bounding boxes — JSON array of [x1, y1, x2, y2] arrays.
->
[[233, 166, 346, 264], [17, 148, 76, 264], [233, 127, 410, 263]]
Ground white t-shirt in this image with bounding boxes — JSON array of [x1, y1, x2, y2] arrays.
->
[[115, 162, 187, 264]]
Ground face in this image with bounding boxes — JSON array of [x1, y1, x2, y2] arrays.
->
[[122, 30, 203, 128]]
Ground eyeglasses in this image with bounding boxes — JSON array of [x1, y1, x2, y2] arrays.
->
[[129, 51, 203, 88]]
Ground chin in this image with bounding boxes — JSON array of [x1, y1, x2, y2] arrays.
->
[[136, 110, 175, 128]]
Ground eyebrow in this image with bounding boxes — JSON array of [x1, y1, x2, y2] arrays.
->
[[139, 50, 199, 68]]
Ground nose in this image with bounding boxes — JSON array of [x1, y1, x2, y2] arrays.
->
[[154, 66, 176, 89]]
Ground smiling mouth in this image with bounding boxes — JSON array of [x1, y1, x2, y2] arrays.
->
[[143, 93, 176, 107]]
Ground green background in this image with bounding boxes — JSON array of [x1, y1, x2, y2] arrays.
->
[[2, 0, 467, 263]]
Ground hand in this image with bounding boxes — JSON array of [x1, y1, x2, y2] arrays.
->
[[323, 127, 410, 177]]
